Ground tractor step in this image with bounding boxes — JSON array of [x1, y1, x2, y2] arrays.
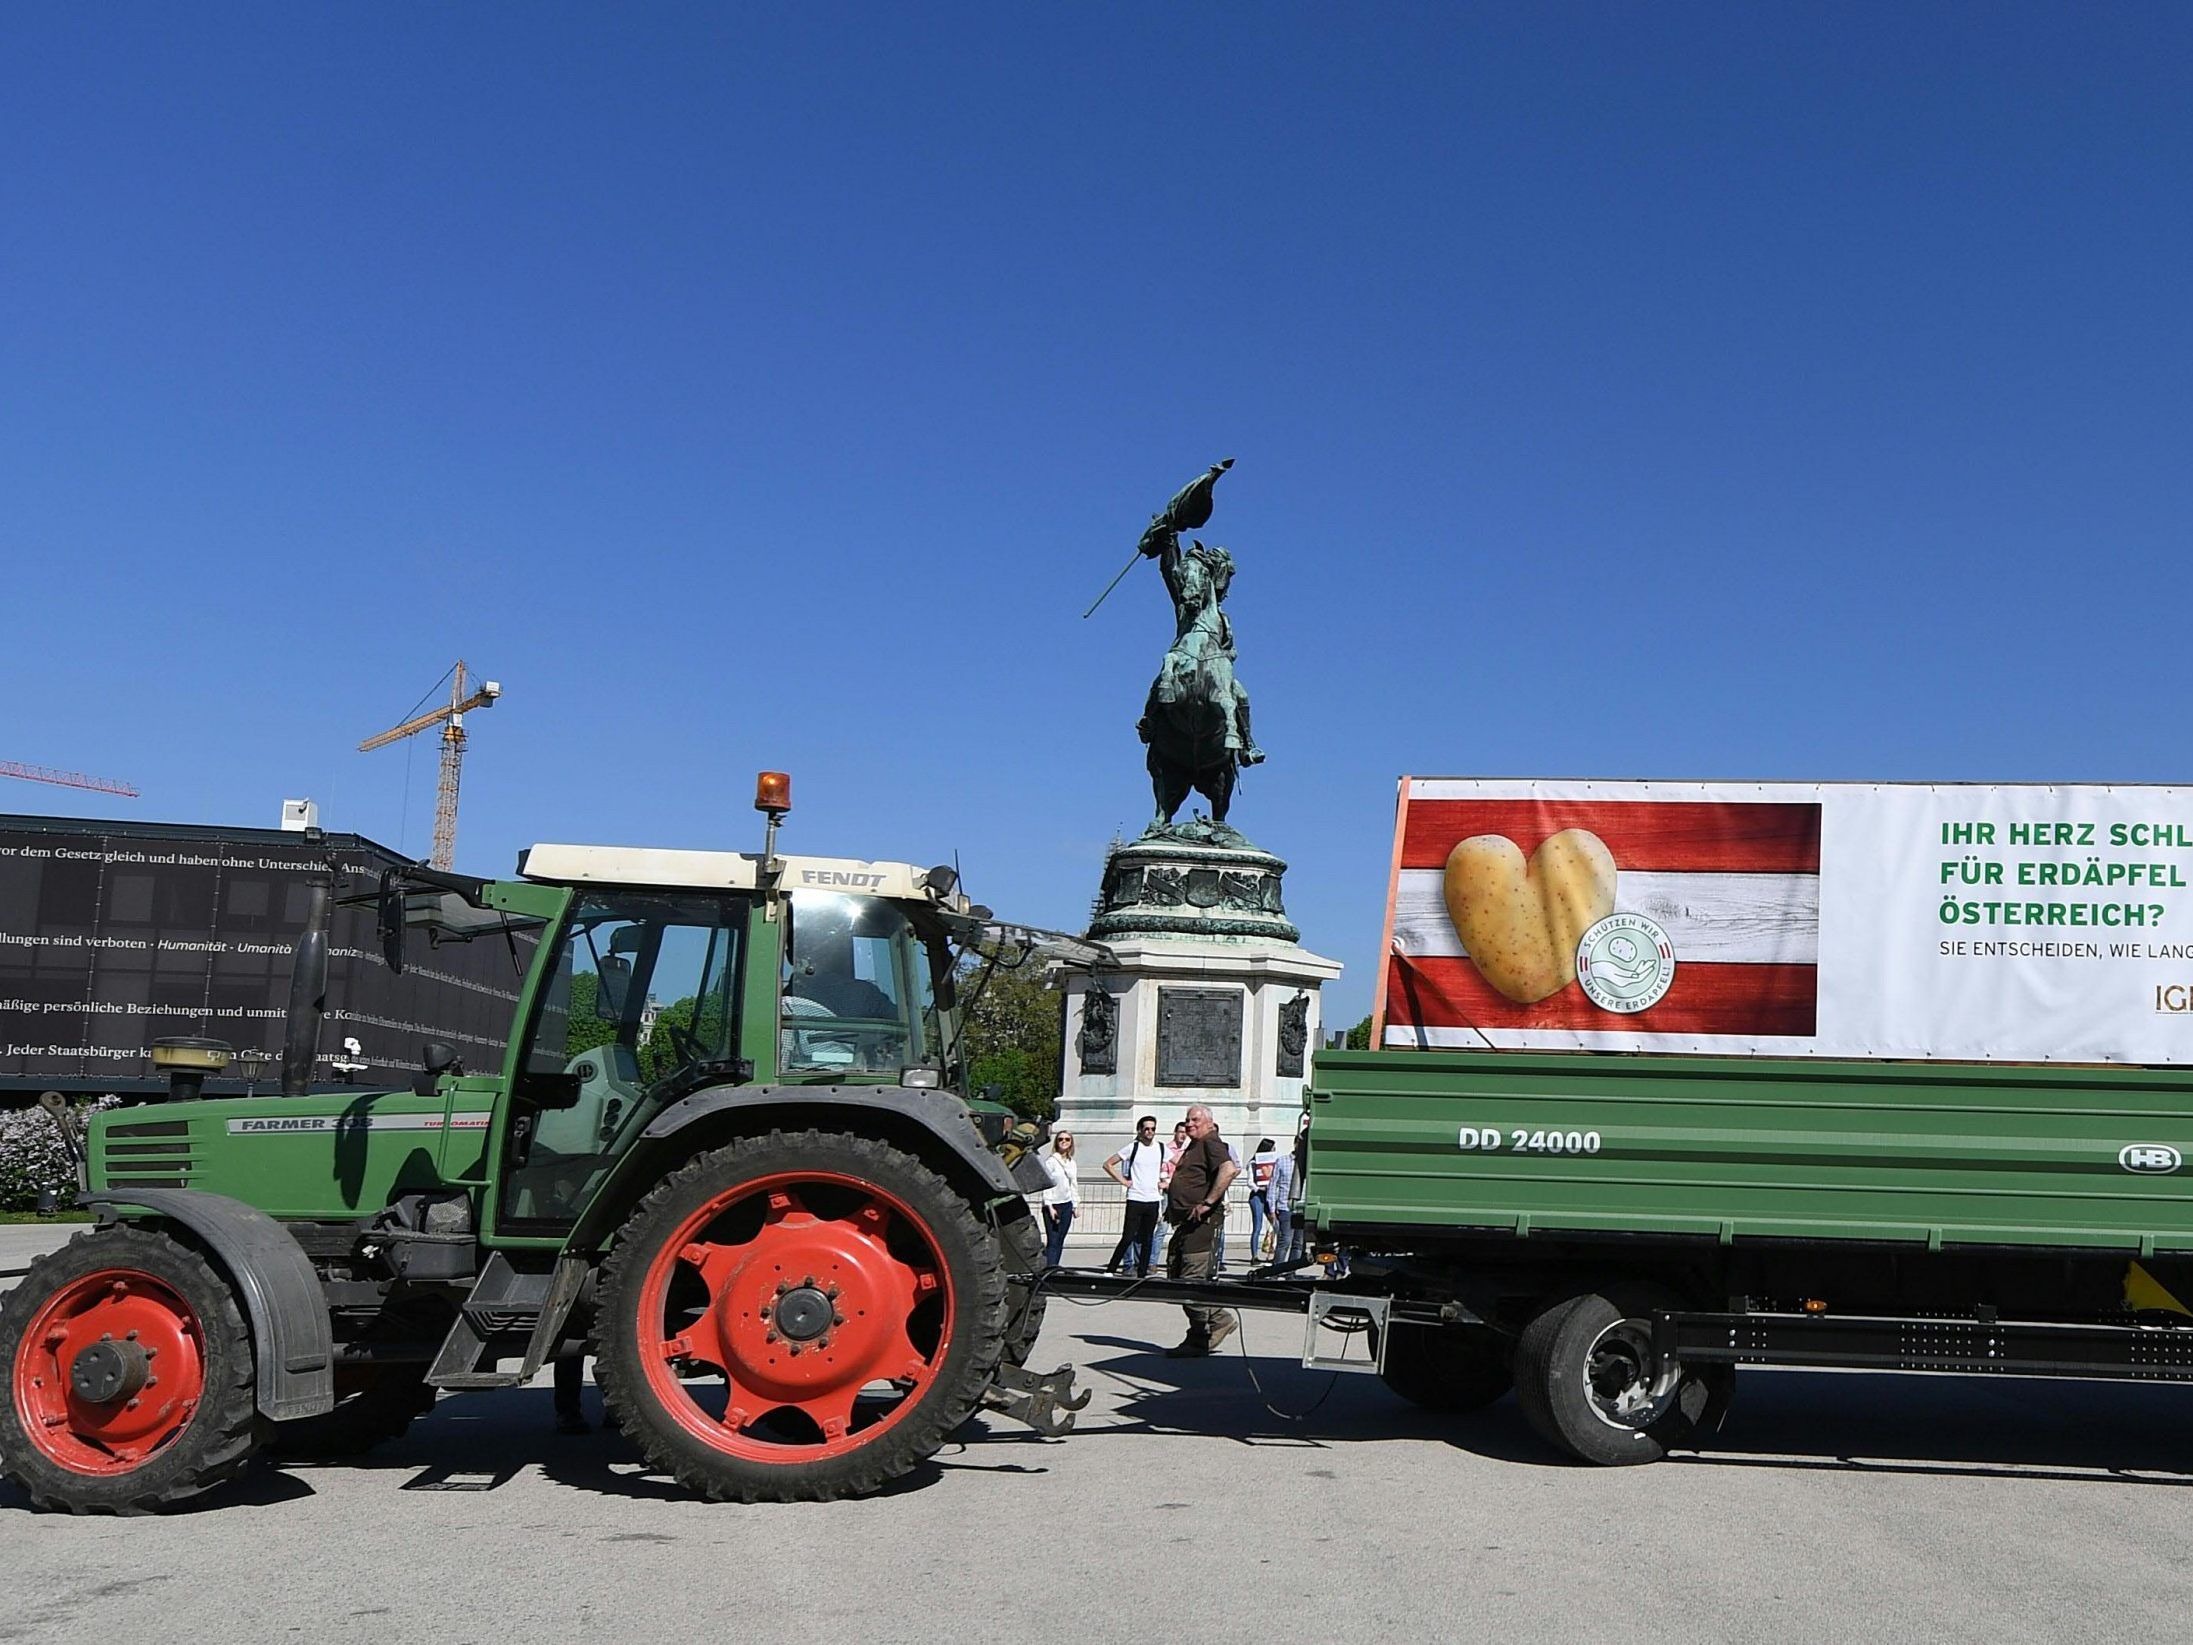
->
[[427, 1252, 587, 1390]]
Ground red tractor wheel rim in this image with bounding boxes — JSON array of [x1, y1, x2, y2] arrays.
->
[[11, 1268, 209, 1475], [634, 1171, 954, 1463]]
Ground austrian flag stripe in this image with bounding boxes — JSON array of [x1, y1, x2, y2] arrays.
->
[[1382, 782, 1823, 1047], [1398, 798, 1822, 874]]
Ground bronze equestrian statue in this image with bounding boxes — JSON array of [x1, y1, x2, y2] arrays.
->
[[1130, 460, 1263, 833]]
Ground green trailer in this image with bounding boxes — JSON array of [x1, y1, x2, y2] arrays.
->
[[1276, 776, 2193, 1465], [1294, 1048, 2193, 1464], [1044, 1041, 2193, 1465]]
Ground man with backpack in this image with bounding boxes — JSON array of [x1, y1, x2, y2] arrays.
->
[[1103, 1115, 1165, 1276]]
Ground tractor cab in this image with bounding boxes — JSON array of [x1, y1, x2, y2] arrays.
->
[[355, 773, 1100, 1247], [483, 844, 973, 1229]]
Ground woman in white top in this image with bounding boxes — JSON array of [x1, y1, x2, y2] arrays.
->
[[1041, 1130, 1079, 1268]]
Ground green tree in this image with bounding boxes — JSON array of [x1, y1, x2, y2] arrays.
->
[[637, 986, 731, 1083], [953, 954, 1062, 1121], [1345, 1013, 1372, 1050], [557, 972, 619, 1063]]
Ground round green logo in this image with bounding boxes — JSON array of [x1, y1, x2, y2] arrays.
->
[[1576, 913, 1675, 1014]]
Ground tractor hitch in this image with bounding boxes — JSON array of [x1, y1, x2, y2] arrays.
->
[[982, 1363, 1090, 1437]]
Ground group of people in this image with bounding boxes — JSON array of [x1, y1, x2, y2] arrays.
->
[[1036, 1106, 1310, 1359]]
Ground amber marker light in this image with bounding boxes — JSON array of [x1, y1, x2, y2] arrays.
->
[[1802, 1298, 1829, 1314], [754, 771, 792, 815]]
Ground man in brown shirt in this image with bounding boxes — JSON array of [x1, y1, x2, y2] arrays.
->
[[1163, 1104, 1240, 1357]]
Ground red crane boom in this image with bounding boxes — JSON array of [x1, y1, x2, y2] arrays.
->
[[0, 761, 140, 798]]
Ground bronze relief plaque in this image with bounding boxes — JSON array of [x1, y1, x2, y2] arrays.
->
[[1156, 986, 1241, 1088]]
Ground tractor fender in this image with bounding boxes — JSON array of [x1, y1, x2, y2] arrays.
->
[[81, 1188, 335, 1422], [568, 1085, 1022, 1251]]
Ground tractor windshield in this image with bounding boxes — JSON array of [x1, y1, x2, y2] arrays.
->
[[778, 892, 942, 1078]]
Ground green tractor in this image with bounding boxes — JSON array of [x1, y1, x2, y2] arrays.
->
[[0, 777, 1087, 1513]]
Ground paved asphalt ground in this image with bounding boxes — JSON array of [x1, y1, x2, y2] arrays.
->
[[6, 1223, 2193, 1644]]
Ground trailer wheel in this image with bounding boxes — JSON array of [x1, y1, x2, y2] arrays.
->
[[594, 1128, 1007, 1502], [1378, 1323, 1512, 1413], [1513, 1284, 1708, 1466], [0, 1225, 262, 1513]]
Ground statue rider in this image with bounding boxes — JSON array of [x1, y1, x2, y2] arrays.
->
[[1134, 462, 1264, 774]]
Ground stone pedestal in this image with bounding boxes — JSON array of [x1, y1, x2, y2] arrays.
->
[[1087, 835, 1298, 945], [1055, 831, 1340, 1170]]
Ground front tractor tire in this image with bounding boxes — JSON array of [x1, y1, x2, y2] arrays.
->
[[0, 1225, 262, 1514], [594, 1128, 1008, 1503]]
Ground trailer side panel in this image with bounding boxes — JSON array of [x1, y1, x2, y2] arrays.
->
[[1305, 1048, 2193, 1255]]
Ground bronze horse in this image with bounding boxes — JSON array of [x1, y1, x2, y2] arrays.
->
[[1141, 678, 1245, 826]]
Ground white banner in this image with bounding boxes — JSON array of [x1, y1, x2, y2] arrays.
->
[[1380, 779, 2193, 1063]]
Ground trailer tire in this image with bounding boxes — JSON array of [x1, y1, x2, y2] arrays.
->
[[1513, 1284, 1708, 1466], [1378, 1323, 1512, 1413], [0, 1225, 262, 1514], [595, 1127, 1007, 1503]]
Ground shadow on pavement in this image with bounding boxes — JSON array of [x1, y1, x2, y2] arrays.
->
[[277, 1384, 1055, 1505], [281, 1386, 684, 1502], [1063, 1332, 1552, 1460], [1060, 1326, 2193, 1484], [1671, 1370, 2193, 1485], [0, 1461, 318, 1515]]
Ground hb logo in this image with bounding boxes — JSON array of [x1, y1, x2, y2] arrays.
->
[[2119, 1144, 2183, 1174]]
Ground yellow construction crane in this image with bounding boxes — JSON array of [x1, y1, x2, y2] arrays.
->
[[359, 661, 501, 869]]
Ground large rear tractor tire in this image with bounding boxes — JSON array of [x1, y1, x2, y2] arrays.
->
[[594, 1128, 1008, 1502], [1513, 1283, 1713, 1466], [0, 1225, 262, 1513], [1378, 1323, 1512, 1414]]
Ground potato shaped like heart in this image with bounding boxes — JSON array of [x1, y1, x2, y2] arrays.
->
[[1442, 829, 1617, 1004]]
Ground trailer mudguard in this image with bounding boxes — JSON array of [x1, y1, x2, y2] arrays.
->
[[81, 1188, 336, 1422], [566, 1084, 1025, 1250]]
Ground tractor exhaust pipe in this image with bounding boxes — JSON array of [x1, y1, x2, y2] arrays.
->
[[281, 869, 334, 1097]]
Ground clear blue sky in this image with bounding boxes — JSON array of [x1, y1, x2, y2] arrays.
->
[[5, 5, 2190, 1027]]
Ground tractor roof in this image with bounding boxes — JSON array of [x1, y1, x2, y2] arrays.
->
[[517, 843, 964, 907]]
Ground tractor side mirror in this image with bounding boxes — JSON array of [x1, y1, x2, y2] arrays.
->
[[515, 1069, 582, 1111], [412, 1040, 463, 1098], [594, 955, 633, 1020]]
